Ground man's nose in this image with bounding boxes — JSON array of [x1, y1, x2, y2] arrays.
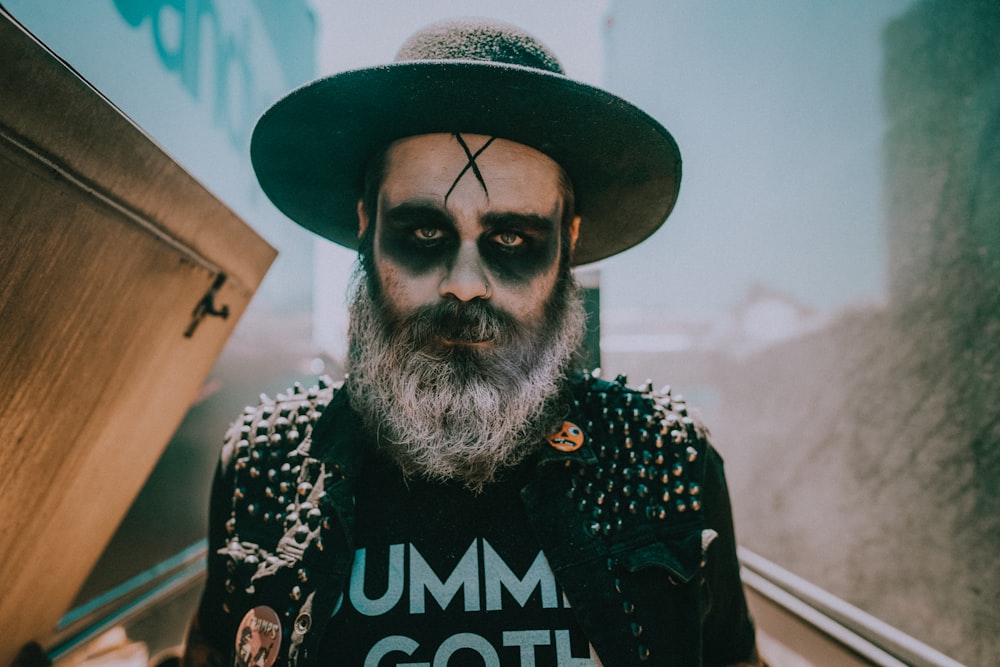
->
[[440, 242, 491, 302]]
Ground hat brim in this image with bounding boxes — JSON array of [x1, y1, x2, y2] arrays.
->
[[250, 60, 681, 266]]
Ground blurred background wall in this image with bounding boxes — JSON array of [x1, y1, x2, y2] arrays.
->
[[601, 2, 999, 665]]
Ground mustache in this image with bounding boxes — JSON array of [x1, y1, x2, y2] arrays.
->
[[388, 299, 529, 349]]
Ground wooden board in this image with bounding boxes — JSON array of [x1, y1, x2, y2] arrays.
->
[[0, 10, 277, 661]]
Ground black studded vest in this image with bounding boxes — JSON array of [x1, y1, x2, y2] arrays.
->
[[196, 372, 757, 666]]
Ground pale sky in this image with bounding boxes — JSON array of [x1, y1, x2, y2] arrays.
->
[[313, 0, 609, 84], [309, 1, 915, 323]]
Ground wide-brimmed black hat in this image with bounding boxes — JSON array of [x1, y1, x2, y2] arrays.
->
[[250, 18, 681, 266]]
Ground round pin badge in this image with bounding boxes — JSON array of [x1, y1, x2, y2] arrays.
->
[[234, 605, 282, 667], [546, 421, 585, 452]]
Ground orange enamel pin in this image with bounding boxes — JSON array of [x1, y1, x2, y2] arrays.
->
[[547, 421, 585, 452]]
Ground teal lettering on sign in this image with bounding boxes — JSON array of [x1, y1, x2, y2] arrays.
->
[[112, 0, 254, 147]]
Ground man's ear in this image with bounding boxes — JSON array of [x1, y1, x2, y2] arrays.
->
[[568, 215, 581, 251], [356, 199, 369, 238]]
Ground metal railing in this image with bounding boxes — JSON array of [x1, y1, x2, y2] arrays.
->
[[48, 543, 207, 661], [739, 547, 966, 667]]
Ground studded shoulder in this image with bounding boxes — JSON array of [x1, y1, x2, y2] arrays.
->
[[222, 375, 339, 466], [565, 369, 709, 538], [221, 375, 340, 537], [214, 376, 355, 665]]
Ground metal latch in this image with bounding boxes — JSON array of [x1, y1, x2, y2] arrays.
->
[[184, 272, 230, 337]]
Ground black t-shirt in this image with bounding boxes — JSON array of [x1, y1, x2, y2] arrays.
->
[[319, 449, 599, 666]]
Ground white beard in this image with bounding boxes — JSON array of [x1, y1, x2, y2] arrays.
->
[[345, 266, 586, 492]]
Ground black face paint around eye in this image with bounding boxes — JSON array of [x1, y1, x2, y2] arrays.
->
[[378, 196, 564, 288], [479, 216, 561, 285], [378, 202, 459, 275], [444, 133, 496, 203]]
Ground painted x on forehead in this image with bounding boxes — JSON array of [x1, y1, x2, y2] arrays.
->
[[369, 132, 573, 321], [446, 133, 496, 203]]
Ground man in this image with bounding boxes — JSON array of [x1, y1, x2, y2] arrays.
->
[[185, 19, 762, 667]]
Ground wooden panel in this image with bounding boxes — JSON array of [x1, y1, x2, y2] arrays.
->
[[0, 10, 276, 662]]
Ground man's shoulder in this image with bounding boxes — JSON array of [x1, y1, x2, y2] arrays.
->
[[220, 376, 343, 468], [556, 369, 715, 508], [568, 369, 711, 442]]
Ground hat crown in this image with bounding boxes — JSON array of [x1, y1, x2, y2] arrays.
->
[[394, 19, 564, 75]]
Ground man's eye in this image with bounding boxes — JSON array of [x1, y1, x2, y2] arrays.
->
[[494, 231, 524, 248], [414, 227, 443, 242]]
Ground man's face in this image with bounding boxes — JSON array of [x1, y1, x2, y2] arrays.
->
[[359, 133, 578, 341], [347, 133, 586, 490]]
